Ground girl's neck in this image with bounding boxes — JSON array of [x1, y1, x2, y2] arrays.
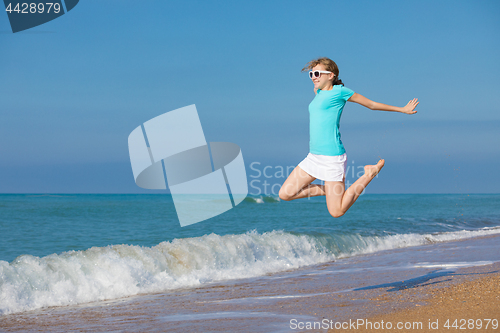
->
[[320, 83, 333, 91]]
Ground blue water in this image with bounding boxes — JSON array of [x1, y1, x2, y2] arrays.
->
[[0, 193, 499, 315], [1, 194, 499, 262]]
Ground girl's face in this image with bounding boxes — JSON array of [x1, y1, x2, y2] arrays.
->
[[311, 64, 335, 90]]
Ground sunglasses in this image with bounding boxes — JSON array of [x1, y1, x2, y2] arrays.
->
[[309, 70, 332, 79]]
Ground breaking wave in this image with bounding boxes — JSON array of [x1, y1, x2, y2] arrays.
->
[[1, 227, 499, 315]]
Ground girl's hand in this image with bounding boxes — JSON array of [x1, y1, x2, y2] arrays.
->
[[401, 98, 419, 114]]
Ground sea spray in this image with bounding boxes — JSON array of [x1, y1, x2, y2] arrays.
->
[[0, 231, 332, 315], [1, 227, 499, 315]]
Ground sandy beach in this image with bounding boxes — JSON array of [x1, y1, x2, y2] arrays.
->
[[327, 263, 499, 333], [1, 235, 499, 332]]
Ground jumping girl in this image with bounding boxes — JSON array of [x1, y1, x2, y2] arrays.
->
[[279, 57, 418, 217]]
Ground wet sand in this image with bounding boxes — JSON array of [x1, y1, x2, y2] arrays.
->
[[1, 235, 499, 332]]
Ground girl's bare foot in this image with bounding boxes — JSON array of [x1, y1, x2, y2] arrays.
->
[[364, 159, 385, 178]]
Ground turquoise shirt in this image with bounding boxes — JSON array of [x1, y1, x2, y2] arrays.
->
[[309, 85, 354, 156]]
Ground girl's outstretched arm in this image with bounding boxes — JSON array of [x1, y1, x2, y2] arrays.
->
[[348, 93, 418, 114]]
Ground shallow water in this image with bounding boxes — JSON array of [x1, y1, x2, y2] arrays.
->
[[1, 235, 498, 332]]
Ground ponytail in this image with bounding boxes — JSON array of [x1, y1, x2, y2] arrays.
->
[[333, 77, 344, 86]]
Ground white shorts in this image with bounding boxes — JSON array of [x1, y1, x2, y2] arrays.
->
[[298, 152, 347, 182]]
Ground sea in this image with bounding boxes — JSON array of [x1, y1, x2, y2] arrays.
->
[[1, 193, 499, 324]]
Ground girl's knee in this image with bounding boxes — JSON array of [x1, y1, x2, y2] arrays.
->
[[278, 188, 292, 201], [328, 208, 345, 218]]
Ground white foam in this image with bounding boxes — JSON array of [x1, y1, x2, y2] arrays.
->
[[0, 231, 333, 315], [245, 195, 280, 203], [345, 227, 500, 258], [1, 227, 499, 315], [412, 261, 493, 268]]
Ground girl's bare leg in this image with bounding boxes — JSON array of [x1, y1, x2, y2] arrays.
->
[[325, 159, 385, 217], [279, 166, 323, 201]]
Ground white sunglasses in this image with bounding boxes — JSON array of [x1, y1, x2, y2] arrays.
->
[[309, 70, 332, 78]]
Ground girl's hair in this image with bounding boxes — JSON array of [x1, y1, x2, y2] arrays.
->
[[302, 57, 344, 86]]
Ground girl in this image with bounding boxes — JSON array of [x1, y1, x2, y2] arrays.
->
[[279, 57, 418, 217]]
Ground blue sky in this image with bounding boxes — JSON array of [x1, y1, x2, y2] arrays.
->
[[1, 0, 499, 193]]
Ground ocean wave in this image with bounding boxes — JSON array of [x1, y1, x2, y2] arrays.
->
[[244, 195, 280, 204], [1, 227, 499, 315]]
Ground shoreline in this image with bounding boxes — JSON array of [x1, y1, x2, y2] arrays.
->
[[1, 235, 499, 332]]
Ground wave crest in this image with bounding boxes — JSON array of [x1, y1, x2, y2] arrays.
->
[[1, 227, 499, 315]]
